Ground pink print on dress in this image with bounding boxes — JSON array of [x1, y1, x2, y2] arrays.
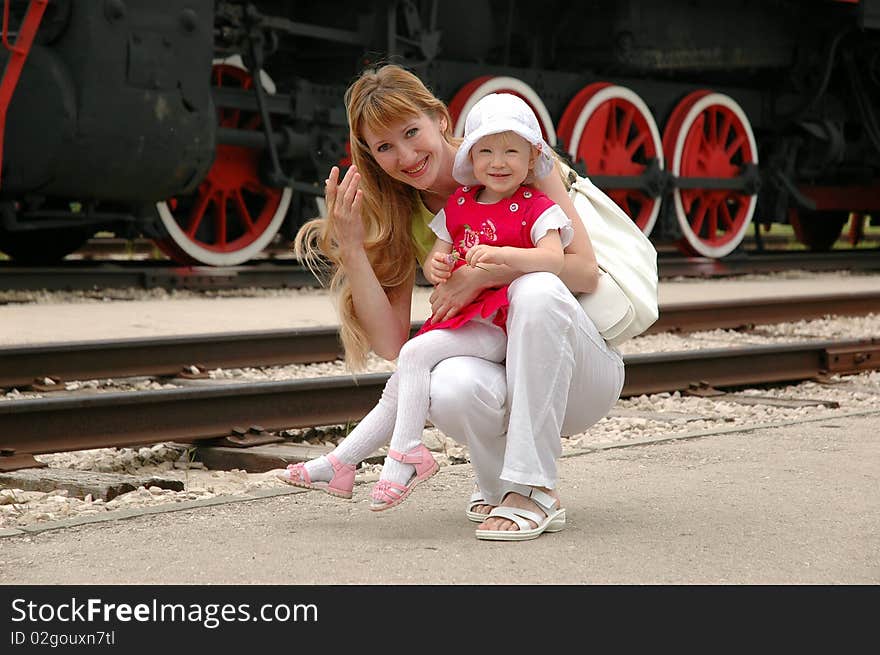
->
[[479, 219, 497, 242], [458, 224, 480, 252], [457, 220, 498, 258]]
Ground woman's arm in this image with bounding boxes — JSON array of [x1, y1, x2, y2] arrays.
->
[[327, 165, 414, 360], [531, 163, 600, 294], [341, 245, 414, 360]]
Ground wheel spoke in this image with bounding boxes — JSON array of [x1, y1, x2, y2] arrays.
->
[[215, 193, 228, 247], [605, 102, 618, 143], [719, 114, 732, 148], [626, 131, 649, 158], [691, 115, 709, 156], [691, 196, 710, 234], [185, 188, 213, 238], [619, 105, 635, 144], [234, 189, 256, 233], [719, 199, 735, 231], [725, 133, 746, 160], [711, 108, 722, 146]]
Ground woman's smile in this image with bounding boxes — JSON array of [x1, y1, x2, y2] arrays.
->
[[403, 156, 429, 177]]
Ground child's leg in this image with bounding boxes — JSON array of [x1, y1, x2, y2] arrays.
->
[[297, 371, 400, 482], [378, 321, 507, 488]]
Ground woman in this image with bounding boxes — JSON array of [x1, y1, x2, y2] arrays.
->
[[289, 64, 624, 540]]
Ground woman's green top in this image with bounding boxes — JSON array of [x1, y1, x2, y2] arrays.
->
[[410, 195, 438, 267]]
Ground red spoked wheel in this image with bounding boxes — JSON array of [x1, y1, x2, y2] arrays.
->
[[447, 76, 557, 146], [154, 59, 292, 266], [557, 83, 664, 234], [662, 90, 758, 258]]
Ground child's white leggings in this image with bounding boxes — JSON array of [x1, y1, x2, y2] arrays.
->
[[331, 320, 507, 470]]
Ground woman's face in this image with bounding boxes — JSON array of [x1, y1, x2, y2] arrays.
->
[[361, 112, 450, 191]]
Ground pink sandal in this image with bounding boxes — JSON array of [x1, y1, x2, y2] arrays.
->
[[275, 454, 355, 499], [369, 444, 439, 512]]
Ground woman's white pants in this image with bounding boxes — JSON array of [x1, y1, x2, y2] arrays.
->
[[427, 272, 625, 505]]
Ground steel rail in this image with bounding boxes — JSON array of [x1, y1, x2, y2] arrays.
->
[[0, 327, 344, 388], [2, 291, 879, 389], [0, 261, 320, 291], [1, 338, 877, 470], [653, 290, 880, 333], [656, 250, 880, 278]]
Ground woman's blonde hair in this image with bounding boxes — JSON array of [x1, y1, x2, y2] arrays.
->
[[293, 64, 455, 369]]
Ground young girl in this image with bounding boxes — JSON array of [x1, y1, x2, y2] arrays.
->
[[280, 93, 572, 515]]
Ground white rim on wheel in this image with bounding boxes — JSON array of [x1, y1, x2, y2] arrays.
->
[[156, 188, 292, 266], [566, 84, 663, 235], [669, 92, 757, 258]]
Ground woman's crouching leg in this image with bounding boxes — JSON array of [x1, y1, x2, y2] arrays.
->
[[502, 272, 625, 490], [427, 356, 511, 505]]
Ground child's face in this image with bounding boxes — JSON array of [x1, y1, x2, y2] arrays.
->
[[469, 132, 536, 199]]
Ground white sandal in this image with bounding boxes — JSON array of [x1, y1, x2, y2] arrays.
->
[[465, 489, 495, 523], [474, 488, 566, 541]]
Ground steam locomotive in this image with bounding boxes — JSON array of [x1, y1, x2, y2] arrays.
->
[[1, 0, 878, 265]]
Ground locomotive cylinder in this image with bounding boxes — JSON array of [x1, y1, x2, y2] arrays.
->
[[1, 0, 216, 202]]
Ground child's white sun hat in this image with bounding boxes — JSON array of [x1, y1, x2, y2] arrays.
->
[[452, 92, 555, 186]]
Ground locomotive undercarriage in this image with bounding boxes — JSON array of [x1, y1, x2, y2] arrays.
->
[[0, 0, 878, 265]]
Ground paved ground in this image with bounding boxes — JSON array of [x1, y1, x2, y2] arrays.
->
[[1, 410, 877, 584]]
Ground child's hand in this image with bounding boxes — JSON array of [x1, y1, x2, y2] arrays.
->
[[466, 244, 505, 268], [426, 251, 455, 285]]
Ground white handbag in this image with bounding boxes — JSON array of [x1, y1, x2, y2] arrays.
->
[[569, 174, 659, 346]]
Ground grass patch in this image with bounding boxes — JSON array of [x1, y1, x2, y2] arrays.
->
[[746, 214, 879, 251]]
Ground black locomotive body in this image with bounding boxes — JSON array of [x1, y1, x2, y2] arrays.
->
[[1, 0, 878, 265]]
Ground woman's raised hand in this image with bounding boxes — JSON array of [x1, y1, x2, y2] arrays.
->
[[325, 165, 366, 254]]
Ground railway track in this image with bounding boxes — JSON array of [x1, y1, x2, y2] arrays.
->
[[60, 233, 880, 261], [1, 337, 878, 472], [2, 291, 879, 390], [2, 250, 880, 292]]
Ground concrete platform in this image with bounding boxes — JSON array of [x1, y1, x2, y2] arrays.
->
[[1, 410, 877, 584], [2, 272, 879, 345]]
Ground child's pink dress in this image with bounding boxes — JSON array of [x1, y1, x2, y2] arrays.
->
[[417, 184, 566, 336]]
